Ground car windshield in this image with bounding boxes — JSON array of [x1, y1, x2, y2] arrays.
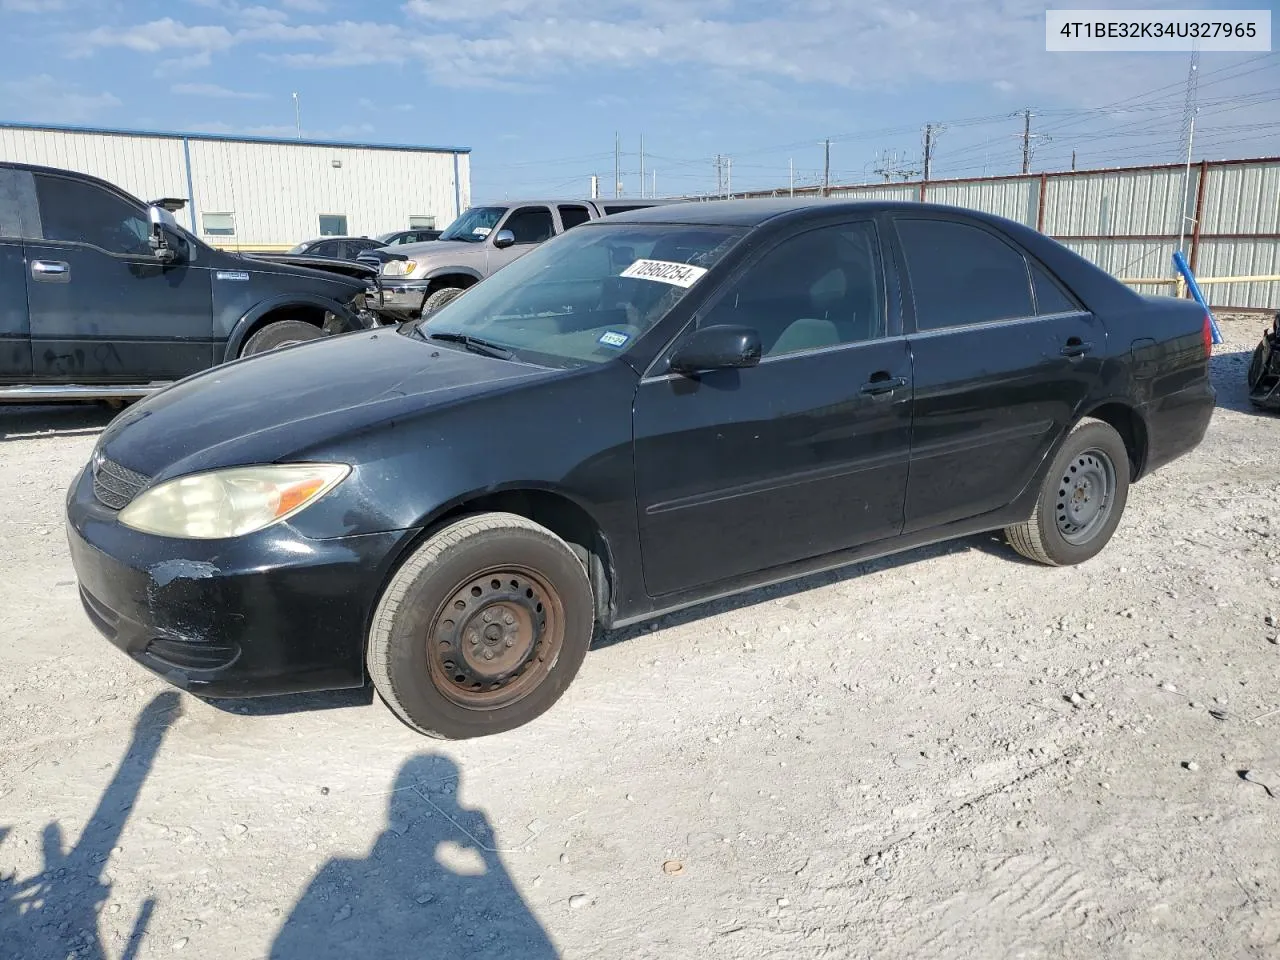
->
[[438, 206, 507, 243], [413, 223, 745, 368], [287, 241, 310, 254]]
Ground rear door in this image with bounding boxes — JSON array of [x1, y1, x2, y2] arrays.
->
[[25, 171, 214, 383], [0, 168, 32, 380], [892, 215, 1104, 533], [487, 205, 555, 274]]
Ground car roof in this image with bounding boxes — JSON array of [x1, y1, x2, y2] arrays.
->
[[466, 198, 674, 208], [597, 197, 1007, 228]]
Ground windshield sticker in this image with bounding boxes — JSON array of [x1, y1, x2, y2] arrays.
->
[[620, 259, 708, 288], [598, 330, 631, 348], [215, 271, 250, 281], [473, 227, 492, 237]]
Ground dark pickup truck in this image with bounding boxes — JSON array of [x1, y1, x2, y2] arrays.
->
[[0, 162, 380, 402]]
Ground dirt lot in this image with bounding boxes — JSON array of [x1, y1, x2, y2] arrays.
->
[[2, 313, 1279, 960]]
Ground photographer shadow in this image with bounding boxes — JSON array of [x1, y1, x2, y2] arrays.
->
[[271, 753, 558, 960]]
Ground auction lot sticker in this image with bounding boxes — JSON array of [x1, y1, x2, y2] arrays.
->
[[620, 259, 709, 288]]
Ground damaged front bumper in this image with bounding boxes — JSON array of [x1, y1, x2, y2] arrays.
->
[[64, 462, 404, 698], [1248, 313, 1280, 411]]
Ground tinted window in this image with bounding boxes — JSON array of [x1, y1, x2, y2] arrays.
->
[[558, 205, 592, 230], [1031, 262, 1080, 315], [504, 207, 555, 244], [310, 240, 341, 258], [35, 174, 151, 256], [603, 204, 650, 215], [699, 221, 885, 358], [896, 219, 1033, 331]]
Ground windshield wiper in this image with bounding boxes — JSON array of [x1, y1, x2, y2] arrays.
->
[[426, 331, 515, 361]]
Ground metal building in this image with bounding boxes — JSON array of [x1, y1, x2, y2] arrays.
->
[[0, 121, 471, 251]]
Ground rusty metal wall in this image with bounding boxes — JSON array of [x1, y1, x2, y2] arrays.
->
[[722, 156, 1280, 310]]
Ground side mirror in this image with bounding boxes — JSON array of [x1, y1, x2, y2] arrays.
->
[[147, 206, 189, 266], [492, 229, 516, 249], [669, 324, 762, 375]]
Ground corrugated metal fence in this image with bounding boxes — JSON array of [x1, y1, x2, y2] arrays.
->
[[717, 157, 1280, 311]]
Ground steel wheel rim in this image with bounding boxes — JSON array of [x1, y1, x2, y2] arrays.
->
[[426, 564, 565, 710], [1055, 447, 1116, 546]]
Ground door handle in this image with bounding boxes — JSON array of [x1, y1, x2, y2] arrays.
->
[[1061, 338, 1093, 358], [31, 260, 69, 282], [860, 374, 907, 396]]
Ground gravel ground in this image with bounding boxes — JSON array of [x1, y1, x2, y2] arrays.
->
[[2, 313, 1279, 960]]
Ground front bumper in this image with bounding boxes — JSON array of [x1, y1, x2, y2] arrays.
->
[[65, 463, 411, 698], [371, 280, 430, 319]]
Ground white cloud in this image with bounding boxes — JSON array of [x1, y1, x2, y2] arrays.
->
[[73, 18, 236, 57], [172, 82, 269, 100], [281, 0, 327, 10], [1, 0, 69, 10], [0, 74, 121, 123]]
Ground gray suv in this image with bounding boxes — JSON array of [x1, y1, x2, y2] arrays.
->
[[370, 198, 673, 319]]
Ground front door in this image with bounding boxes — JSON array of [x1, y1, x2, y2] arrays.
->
[[633, 219, 913, 597], [0, 169, 36, 380], [25, 171, 213, 384], [892, 215, 1106, 533]]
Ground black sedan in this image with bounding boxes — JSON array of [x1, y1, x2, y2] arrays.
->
[[66, 199, 1216, 739]]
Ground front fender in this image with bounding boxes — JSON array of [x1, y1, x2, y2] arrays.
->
[[222, 293, 365, 363], [422, 265, 484, 284]]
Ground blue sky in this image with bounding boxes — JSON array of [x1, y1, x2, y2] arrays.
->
[[1, 0, 1277, 200]]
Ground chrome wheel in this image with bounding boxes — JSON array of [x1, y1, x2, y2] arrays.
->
[[1055, 448, 1116, 546]]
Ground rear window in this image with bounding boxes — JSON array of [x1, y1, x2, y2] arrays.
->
[[896, 218, 1034, 331], [1031, 262, 1081, 315]]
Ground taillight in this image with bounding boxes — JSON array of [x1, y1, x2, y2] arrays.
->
[[1202, 312, 1213, 357]]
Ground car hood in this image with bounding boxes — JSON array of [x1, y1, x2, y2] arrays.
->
[[393, 239, 483, 259], [228, 253, 372, 289], [96, 329, 556, 481]]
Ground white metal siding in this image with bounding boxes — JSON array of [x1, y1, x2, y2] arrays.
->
[[0, 128, 188, 208], [923, 179, 1039, 226], [186, 139, 461, 246], [829, 184, 917, 202], [1199, 161, 1280, 235], [0, 126, 469, 248], [1196, 239, 1280, 310], [1042, 166, 1192, 237]]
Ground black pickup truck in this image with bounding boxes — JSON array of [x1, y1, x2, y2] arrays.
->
[[0, 162, 380, 402]]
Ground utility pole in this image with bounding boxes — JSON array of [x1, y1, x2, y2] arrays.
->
[[292, 92, 301, 139], [1177, 44, 1201, 256], [614, 132, 621, 198], [726, 157, 732, 197], [789, 158, 794, 197], [714, 154, 722, 198], [652, 169, 656, 198], [1178, 113, 1197, 254], [1021, 108, 1032, 174], [590, 174, 600, 199], [1071, 150, 1077, 171], [822, 138, 831, 196], [922, 123, 935, 181], [639, 134, 645, 199]]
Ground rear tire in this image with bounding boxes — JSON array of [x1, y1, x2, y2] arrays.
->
[[422, 286, 465, 316], [368, 513, 595, 740], [1004, 418, 1130, 567], [240, 320, 323, 358]]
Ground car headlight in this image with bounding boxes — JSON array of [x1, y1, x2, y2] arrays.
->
[[382, 259, 418, 278], [118, 463, 350, 539]]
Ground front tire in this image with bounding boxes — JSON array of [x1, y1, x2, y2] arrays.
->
[[367, 513, 595, 739], [240, 320, 324, 358], [422, 286, 465, 316], [1004, 418, 1130, 567]]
